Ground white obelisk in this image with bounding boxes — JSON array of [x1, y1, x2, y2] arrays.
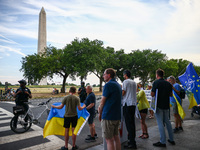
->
[[38, 7, 47, 85]]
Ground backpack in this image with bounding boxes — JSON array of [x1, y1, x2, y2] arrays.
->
[[180, 88, 186, 99]]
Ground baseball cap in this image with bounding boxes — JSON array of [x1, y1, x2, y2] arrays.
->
[[18, 79, 27, 85]]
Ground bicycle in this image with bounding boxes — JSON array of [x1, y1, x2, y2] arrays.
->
[[10, 98, 52, 133]]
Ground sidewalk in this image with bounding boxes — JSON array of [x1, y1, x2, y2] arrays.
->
[[86, 120, 200, 150]]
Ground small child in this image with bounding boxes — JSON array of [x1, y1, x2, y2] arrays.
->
[[52, 87, 86, 150]]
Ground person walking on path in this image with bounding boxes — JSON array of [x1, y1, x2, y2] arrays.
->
[[84, 85, 98, 142], [137, 86, 150, 139], [52, 87, 86, 150], [98, 68, 122, 150], [167, 76, 183, 133], [151, 69, 175, 147], [78, 81, 87, 103], [122, 70, 137, 149]]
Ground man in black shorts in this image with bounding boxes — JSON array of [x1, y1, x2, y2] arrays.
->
[[84, 85, 97, 142], [52, 87, 86, 150]]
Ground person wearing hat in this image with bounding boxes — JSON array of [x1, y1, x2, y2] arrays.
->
[[78, 81, 87, 103], [13, 80, 32, 118], [14, 79, 32, 103]]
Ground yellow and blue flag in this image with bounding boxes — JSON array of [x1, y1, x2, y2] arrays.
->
[[179, 63, 200, 108], [172, 91, 186, 119], [43, 102, 90, 138]]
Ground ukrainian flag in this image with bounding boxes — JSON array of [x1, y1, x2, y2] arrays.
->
[[172, 91, 186, 119], [43, 102, 90, 138], [179, 63, 200, 108]]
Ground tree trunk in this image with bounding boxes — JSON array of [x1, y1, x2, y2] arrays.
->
[[99, 76, 103, 92], [80, 76, 84, 83], [61, 75, 68, 93]]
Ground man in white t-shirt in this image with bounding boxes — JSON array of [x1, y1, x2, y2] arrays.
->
[[122, 70, 137, 149]]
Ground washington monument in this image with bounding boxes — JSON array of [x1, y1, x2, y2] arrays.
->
[[38, 7, 47, 85]]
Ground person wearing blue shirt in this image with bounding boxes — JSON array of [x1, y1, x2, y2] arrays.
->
[[98, 68, 122, 150], [84, 85, 97, 142], [167, 76, 183, 133]]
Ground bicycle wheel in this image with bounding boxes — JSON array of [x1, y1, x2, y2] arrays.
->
[[10, 114, 32, 133]]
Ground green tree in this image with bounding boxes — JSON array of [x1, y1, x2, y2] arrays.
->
[[65, 38, 106, 84], [161, 59, 190, 80], [194, 65, 200, 75], [92, 46, 116, 91], [20, 54, 47, 85], [114, 49, 132, 82], [129, 49, 167, 86], [45, 46, 76, 93]]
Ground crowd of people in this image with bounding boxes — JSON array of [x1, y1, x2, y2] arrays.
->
[[13, 67, 185, 150]]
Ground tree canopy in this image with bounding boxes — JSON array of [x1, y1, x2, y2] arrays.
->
[[20, 37, 199, 92]]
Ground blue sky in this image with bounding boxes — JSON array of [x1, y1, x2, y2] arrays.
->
[[0, 0, 200, 85]]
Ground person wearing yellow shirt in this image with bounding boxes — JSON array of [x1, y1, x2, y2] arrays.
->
[[137, 85, 150, 139]]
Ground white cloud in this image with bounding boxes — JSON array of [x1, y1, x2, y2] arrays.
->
[[0, 34, 22, 45], [0, 45, 26, 56], [0, 0, 200, 84]]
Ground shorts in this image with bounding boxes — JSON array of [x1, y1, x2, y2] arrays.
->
[[88, 113, 94, 124], [172, 102, 178, 114], [139, 109, 148, 114], [64, 115, 78, 128], [101, 119, 120, 139]]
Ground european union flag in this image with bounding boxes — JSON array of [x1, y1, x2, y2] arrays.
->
[[178, 63, 200, 105]]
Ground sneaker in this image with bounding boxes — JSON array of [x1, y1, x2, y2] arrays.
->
[[153, 142, 166, 147], [168, 139, 175, 145], [61, 146, 68, 150], [173, 127, 179, 133], [72, 145, 78, 150], [179, 126, 183, 131], [85, 136, 96, 143], [87, 134, 98, 139], [124, 144, 137, 149]]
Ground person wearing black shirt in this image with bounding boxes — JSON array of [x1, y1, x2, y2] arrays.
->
[[84, 85, 97, 142], [78, 82, 87, 103], [151, 69, 175, 147], [13, 80, 32, 128]]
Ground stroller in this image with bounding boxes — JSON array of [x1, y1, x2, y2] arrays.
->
[[191, 105, 200, 117]]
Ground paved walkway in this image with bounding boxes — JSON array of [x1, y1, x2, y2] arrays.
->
[[0, 107, 71, 150], [86, 119, 200, 150]]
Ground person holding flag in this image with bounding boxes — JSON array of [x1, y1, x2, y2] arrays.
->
[[52, 87, 86, 150], [167, 76, 183, 133]]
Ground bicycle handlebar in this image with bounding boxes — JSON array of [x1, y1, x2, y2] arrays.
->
[[38, 98, 52, 106]]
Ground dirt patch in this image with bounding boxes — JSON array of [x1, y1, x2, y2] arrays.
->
[[31, 91, 102, 99]]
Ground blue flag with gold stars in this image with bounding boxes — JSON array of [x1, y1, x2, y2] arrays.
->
[[178, 63, 200, 105]]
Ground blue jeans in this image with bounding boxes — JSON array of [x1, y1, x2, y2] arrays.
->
[[155, 108, 174, 144]]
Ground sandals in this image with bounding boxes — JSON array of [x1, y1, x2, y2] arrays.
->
[[142, 133, 149, 139], [139, 133, 144, 138], [149, 116, 154, 119]]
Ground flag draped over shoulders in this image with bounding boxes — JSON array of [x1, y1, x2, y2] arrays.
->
[[172, 91, 186, 119], [43, 102, 90, 138], [179, 63, 200, 109]]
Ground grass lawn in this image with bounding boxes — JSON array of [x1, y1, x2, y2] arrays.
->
[[0, 86, 102, 99]]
